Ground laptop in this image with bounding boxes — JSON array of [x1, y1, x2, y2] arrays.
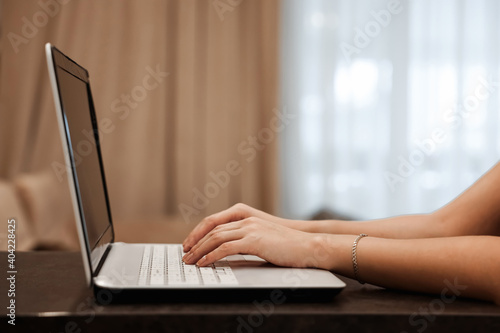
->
[[45, 43, 345, 302]]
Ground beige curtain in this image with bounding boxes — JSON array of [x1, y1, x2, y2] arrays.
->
[[0, 0, 280, 250]]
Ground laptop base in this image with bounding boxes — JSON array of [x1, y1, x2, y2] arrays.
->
[[93, 285, 344, 304]]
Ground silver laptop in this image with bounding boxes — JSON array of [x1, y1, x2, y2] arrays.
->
[[45, 43, 345, 301]]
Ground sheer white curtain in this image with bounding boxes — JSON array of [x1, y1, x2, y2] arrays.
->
[[280, 0, 500, 219]]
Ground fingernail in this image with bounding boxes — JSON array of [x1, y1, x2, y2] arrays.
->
[[184, 252, 193, 263], [196, 255, 207, 267]]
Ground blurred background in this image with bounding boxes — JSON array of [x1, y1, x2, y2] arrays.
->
[[1, 0, 500, 251]]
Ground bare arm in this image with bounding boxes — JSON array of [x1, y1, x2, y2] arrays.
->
[[435, 162, 500, 237], [294, 214, 440, 238], [313, 234, 500, 304]]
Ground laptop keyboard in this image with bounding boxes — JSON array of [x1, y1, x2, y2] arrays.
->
[[138, 244, 238, 286]]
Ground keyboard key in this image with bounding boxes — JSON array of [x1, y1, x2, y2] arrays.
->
[[138, 245, 152, 285], [138, 245, 238, 286]]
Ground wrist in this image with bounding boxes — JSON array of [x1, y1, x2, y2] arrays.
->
[[276, 218, 311, 232], [307, 234, 339, 270], [308, 219, 342, 233], [294, 220, 332, 233], [310, 234, 358, 274]]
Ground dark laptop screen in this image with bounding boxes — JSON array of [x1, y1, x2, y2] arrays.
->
[[53, 53, 113, 271]]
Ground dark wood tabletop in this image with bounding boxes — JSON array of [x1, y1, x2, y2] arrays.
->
[[1, 251, 500, 333]]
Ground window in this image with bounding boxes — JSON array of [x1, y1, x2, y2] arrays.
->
[[281, 0, 500, 219]]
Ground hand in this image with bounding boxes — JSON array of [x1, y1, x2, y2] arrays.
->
[[182, 203, 291, 252], [182, 216, 323, 268]]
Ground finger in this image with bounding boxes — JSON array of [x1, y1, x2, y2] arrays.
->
[[184, 228, 244, 265], [196, 240, 248, 267], [183, 217, 251, 261], [184, 220, 245, 260], [182, 205, 248, 251], [184, 225, 245, 264], [183, 207, 245, 251], [185, 217, 261, 263]]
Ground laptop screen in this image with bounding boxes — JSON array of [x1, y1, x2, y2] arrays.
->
[[51, 47, 114, 273]]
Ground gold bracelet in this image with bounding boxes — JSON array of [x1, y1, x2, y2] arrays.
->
[[352, 233, 368, 284]]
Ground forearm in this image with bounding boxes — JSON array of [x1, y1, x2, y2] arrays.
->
[[290, 213, 444, 239], [312, 234, 500, 304], [434, 162, 500, 237]]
